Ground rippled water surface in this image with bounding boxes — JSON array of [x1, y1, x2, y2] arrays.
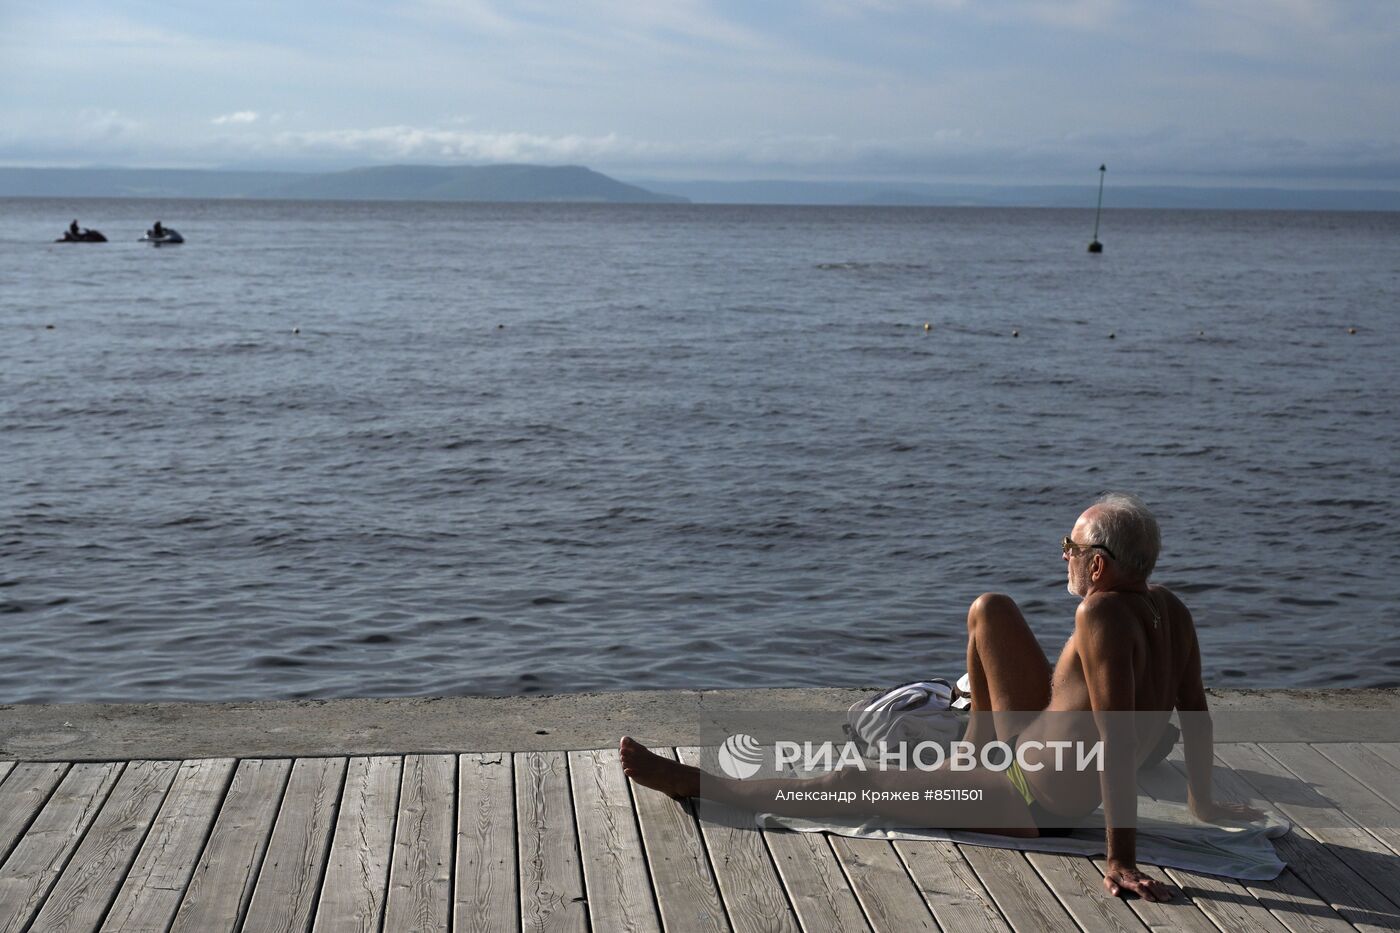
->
[[2, 198, 1397, 702]]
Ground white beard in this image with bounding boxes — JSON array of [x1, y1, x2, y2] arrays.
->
[[1067, 559, 1092, 597]]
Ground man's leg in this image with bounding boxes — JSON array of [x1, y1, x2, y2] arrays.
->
[[619, 737, 1038, 836], [963, 593, 1053, 748]]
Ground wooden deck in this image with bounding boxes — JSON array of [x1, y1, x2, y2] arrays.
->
[[1, 742, 1398, 932]]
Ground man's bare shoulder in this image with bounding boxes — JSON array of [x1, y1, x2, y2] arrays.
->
[[1147, 584, 1195, 626], [1147, 582, 1182, 604], [1074, 592, 1138, 637], [1077, 590, 1140, 616]]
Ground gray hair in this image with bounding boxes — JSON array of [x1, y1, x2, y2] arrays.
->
[[1083, 492, 1161, 581]]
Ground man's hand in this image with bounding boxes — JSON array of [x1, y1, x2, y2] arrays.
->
[[1191, 800, 1266, 824], [1103, 861, 1173, 901]]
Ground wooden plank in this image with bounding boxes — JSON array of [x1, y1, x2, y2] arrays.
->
[[959, 845, 1078, 933], [1149, 862, 1290, 933], [1084, 855, 1234, 933], [100, 758, 236, 933], [1315, 744, 1400, 814], [767, 830, 870, 932], [1217, 743, 1400, 910], [1146, 754, 1357, 933], [0, 762, 69, 865], [1135, 757, 1293, 933], [169, 757, 292, 933], [383, 754, 455, 933], [1263, 743, 1400, 855], [0, 764, 14, 789], [828, 837, 937, 932], [516, 751, 587, 933], [893, 840, 1008, 932], [243, 756, 347, 933], [312, 756, 402, 933], [1194, 751, 1400, 933], [1024, 852, 1147, 932], [1239, 867, 1361, 933], [1361, 742, 1400, 773], [675, 747, 798, 933], [29, 759, 179, 933], [0, 761, 123, 933], [455, 753, 516, 933], [568, 748, 659, 933], [628, 747, 728, 933]]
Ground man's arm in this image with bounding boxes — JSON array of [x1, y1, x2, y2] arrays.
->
[[1075, 601, 1139, 863], [1076, 599, 1171, 901], [1177, 615, 1214, 813], [1177, 607, 1265, 823]]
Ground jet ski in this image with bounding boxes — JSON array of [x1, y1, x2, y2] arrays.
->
[[56, 228, 107, 243], [141, 227, 184, 245]]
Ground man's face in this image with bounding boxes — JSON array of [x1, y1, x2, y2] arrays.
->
[[1065, 511, 1096, 597]]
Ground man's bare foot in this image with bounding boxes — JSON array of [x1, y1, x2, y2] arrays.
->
[[619, 736, 702, 799]]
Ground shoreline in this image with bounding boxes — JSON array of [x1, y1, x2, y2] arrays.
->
[[5, 686, 1399, 761]]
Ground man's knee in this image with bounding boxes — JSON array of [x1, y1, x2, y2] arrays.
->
[[968, 592, 1019, 630]]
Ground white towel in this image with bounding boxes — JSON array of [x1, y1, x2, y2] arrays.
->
[[756, 797, 1291, 881]]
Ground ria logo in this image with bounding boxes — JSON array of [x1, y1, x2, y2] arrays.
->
[[717, 733, 765, 779]]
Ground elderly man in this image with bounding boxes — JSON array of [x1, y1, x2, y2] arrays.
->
[[620, 492, 1261, 901]]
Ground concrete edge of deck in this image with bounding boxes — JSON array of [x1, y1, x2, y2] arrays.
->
[[4, 686, 1399, 761]]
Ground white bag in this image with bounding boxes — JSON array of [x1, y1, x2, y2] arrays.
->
[[845, 679, 969, 759]]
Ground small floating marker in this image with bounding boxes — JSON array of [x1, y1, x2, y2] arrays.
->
[[1087, 164, 1106, 253], [923, 322, 931, 332], [1108, 331, 1116, 339], [292, 326, 300, 334], [1198, 330, 1204, 336], [45, 324, 55, 330], [497, 323, 505, 329], [1012, 329, 1020, 338], [1348, 327, 1357, 334]]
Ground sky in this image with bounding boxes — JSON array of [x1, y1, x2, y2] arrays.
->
[[2, 0, 1398, 187]]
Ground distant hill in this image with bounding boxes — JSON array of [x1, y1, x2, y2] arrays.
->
[[254, 164, 686, 203], [0, 164, 687, 204]]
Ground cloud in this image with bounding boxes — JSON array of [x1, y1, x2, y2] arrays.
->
[[79, 109, 142, 141], [409, 0, 769, 52], [816, 0, 1119, 30], [267, 126, 634, 163], [212, 111, 259, 126]]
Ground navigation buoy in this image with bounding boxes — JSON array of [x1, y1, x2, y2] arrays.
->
[[1088, 164, 1106, 253], [1012, 329, 1020, 338]]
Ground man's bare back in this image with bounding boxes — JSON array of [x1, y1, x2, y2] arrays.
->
[[1020, 584, 1195, 814]]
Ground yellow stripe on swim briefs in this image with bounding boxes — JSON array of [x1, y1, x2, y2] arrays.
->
[[1005, 758, 1035, 806]]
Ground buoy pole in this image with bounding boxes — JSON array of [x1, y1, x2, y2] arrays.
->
[[1088, 164, 1106, 253]]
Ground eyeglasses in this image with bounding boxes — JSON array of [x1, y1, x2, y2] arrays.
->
[[1062, 536, 1116, 560]]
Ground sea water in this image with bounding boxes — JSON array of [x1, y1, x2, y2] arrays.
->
[[2, 198, 1397, 702]]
